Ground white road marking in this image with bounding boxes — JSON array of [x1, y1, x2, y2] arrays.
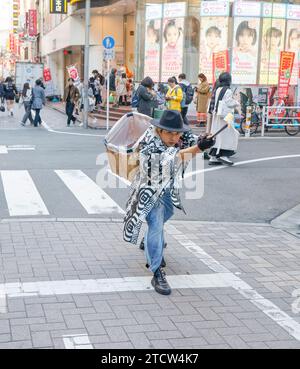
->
[[184, 154, 300, 180], [106, 154, 300, 188], [63, 334, 93, 349], [55, 170, 124, 215], [0, 273, 234, 299], [0, 145, 35, 154], [42, 121, 106, 137], [0, 171, 49, 217], [0, 146, 8, 154], [166, 224, 300, 341], [7, 145, 35, 151]]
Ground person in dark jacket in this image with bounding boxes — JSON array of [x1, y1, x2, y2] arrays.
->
[[137, 77, 156, 117], [0, 78, 5, 106], [32, 79, 46, 127], [4, 77, 18, 116], [109, 68, 118, 107], [64, 78, 80, 126]]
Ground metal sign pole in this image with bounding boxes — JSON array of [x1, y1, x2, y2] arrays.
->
[[106, 59, 110, 131], [83, 0, 91, 129]]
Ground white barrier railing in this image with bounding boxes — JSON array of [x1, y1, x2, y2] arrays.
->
[[261, 106, 300, 137]]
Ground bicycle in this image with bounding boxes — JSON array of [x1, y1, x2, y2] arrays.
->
[[239, 103, 262, 136]]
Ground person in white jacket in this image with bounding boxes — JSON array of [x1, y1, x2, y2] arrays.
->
[[20, 83, 34, 126], [209, 72, 240, 166]]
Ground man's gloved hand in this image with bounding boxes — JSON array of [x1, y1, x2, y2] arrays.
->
[[197, 135, 215, 151]]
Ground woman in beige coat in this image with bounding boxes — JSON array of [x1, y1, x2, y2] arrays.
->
[[195, 73, 210, 123]]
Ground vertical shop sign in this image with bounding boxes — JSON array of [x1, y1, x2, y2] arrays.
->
[[28, 9, 37, 37], [43, 68, 52, 82], [212, 50, 229, 84], [277, 51, 295, 101], [50, 0, 68, 14]]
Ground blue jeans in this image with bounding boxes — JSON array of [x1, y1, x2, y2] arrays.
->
[[144, 190, 174, 273]]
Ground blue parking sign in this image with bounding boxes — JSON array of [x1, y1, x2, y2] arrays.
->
[[102, 36, 115, 49]]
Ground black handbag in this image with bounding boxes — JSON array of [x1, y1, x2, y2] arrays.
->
[[15, 95, 20, 103]]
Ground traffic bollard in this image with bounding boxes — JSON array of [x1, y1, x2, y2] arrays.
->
[[245, 106, 252, 138]]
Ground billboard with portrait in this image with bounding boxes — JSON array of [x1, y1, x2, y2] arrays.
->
[[199, 17, 228, 83], [144, 19, 161, 82], [231, 18, 260, 84], [285, 21, 300, 85], [259, 18, 286, 85], [161, 17, 184, 82]]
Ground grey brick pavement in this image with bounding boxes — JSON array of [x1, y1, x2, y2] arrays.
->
[[0, 219, 300, 349]]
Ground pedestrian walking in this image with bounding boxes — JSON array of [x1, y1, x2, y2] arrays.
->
[[64, 78, 80, 126], [195, 73, 210, 124], [109, 68, 118, 108], [0, 78, 5, 109], [20, 83, 34, 126], [136, 77, 156, 117], [178, 73, 194, 121], [31, 79, 46, 127], [117, 73, 128, 106], [3, 77, 18, 117], [123, 110, 215, 295], [209, 72, 240, 166], [165, 77, 183, 112]]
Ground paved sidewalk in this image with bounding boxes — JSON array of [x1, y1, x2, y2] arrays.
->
[[0, 219, 300, 349]]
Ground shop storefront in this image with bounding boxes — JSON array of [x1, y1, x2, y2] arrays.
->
[[135, 0, 300, 89]]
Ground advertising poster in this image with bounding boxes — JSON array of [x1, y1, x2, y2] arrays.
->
[[259, 18, 286, 85], [67, 65, 80, 87], [199, 17, 228, 83], [286, 21, 300, 85], [161, 17, 184, 82], [144, 19, 161, 82], [231, 18, 260, 84], [212, 50, 229, 84], [277, 51, 295, 101]]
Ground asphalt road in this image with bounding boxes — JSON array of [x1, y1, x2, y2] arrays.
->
[[0, 106, 300, 223]]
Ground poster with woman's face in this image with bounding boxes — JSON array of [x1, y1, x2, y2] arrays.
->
[[231, 18, 260, 85], [144, 19, 161, 82], [286, 21, 300, 85], [199, 17, 228, 84], [259, 18, 286, 85], [161, 18, 184, 82]]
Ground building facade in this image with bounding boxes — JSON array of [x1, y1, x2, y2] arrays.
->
[[38, 0, 300, 97]]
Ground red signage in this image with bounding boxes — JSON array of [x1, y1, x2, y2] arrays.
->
[[277, 51, 295, 101], [28, 9, 37, 36], [43, 68, 52, 82], [212, 50, 230, 84]]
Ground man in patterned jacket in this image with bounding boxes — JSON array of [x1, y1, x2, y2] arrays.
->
[[123, 110, 215, 295]]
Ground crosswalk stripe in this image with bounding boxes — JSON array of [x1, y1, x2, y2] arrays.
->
[[0, 171, 49, 216], [0, 146, 8, 154], [55, 170, 124, 215]]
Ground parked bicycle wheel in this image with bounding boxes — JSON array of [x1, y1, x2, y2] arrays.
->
[[240, 117, 259, 136], [285, 121, 300, 136]]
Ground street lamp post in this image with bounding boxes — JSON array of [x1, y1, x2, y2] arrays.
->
[[83, 0, 91, 129]]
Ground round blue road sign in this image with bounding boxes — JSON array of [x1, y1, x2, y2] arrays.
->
[[102, 36, 115, 49]]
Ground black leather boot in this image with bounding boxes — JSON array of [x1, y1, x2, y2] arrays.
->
[[151, 267, 171, 295]]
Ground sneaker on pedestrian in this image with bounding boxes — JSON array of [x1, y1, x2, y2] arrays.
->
[[208, 156, 222, 166], [203, 151, 210, 160], [219, 156, 234, 166], [151, 267, 171, 295], [10, 111, 13, 117], [20, 122, 25, 126]]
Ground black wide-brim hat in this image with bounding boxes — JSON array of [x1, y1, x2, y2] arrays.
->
[[151, 110, 190, 133]]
